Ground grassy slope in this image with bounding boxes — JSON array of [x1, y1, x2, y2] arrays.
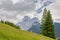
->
[[0, 23, 54, 40]]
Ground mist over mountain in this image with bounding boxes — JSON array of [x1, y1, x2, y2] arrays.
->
[[17, 16, 40, 30]]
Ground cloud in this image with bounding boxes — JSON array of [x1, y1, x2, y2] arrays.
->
[[0, 0, 35, 11], [12, 0, 19, 4], [36, 0, 55, 13], [0, 0, 60, 24], [46, 0, 60, 23], [17, 16, 40, 30], [0, 0, 36, 23]]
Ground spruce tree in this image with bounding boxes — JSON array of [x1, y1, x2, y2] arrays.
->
[[41, 8, 47, 23], [0, 20, 4, 23], [41, 8, 47, 33], [41, 8, 55, 39]]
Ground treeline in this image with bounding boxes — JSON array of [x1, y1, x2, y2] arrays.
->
[[0, 20, 20, 29]]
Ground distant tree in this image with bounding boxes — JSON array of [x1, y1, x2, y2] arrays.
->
[[0, 20, 20, 29], [41, 8, 55, 39], [5, 21, 20, 29], [0, 20, 4, 23]]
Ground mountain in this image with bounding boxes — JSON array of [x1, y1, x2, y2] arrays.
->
[[17, 16, 40, 30], [0, 23, 54, 40], [54, 22, 60, 38], [17, 16, 31, 30], [28, 19, 41, 34], [23, 16, 30, 22]]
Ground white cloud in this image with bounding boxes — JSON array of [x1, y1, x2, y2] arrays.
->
[[0, 0, 60, 24], [0, 0, 36, 24], [12, 0, 19, 4], [46, 0, 60, 23]]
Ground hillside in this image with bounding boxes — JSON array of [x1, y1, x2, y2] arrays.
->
[[0, 23, 54, 40]]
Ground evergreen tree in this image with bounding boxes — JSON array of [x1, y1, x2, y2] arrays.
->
[[4, 21, 20, 29], [41, 8, 55, 39], [0, 20, 20, 29], [0, 20, 4, 23], [41, 8, 47, 33], [41, 8, 47, 22]]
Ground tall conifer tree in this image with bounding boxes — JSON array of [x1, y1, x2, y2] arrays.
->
[[41, 8, 55, 39]]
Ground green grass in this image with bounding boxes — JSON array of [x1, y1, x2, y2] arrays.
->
[[0, 23, 54, 40]]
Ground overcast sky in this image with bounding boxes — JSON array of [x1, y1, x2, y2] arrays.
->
[[0, 0, 60, 24]]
